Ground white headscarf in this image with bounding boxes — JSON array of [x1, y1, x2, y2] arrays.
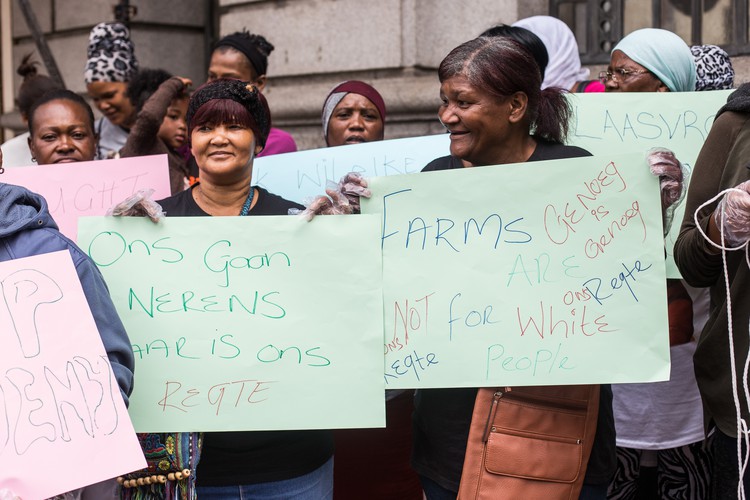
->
[[512, 16, 589, 90]]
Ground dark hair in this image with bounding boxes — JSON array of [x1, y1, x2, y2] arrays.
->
[[480, 25, 549, 82], [27, 89, 96, 134], [126, 68, 180, 113], [15, 53, 62, 119], [188, 79, 271, 149], [439, 36, 571, 144], [213, 30, 275, 78]]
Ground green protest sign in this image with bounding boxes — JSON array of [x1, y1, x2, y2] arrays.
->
[[568, 90, 731, 276], [362, 153, 670, 389], [77, 215, 385, 432]]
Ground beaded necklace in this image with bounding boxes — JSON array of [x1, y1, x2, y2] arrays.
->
[[239, 187, 255, 216]]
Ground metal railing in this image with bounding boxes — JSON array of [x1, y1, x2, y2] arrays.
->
[[550, 0, 750, 64]]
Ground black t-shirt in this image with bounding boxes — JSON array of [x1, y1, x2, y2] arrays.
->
[[158, 185, 305, 217], [412, 139, 617, 492], [421, 139, 592, 171], [158, 186, 333, 486]]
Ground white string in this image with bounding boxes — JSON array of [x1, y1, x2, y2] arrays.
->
[[694, 188, 750, 499]]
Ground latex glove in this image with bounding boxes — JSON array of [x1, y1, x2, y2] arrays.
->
[[107, 188, 165, 222], [714, 179, 750, 246], [0, 488, 21, 500], [296, 172, 371, 221], [296, 189, 354, 221], [337, 172, 371, 213], [647, 148, 684, 212], [647, 148, 687, 236]]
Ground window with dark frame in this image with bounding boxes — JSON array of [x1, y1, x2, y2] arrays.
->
[[550, 0, 750, 65]]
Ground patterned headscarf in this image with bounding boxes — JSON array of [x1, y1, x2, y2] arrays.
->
[[691, 44, 734, 91], [84, 22, 138, 83], [612, 28, 696, 93]]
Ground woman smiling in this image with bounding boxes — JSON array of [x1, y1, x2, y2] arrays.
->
[[155, 79, 332, 500], [414, 36, 616, 500]]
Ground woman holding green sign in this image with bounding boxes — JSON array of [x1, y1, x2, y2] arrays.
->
[[115, 79, 332, 500], [163, 79, 332, 499], [411, 36, 616, 500]]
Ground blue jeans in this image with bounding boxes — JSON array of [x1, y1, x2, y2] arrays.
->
[[197, 457, 333, 500], [419, 475, 456, 500]]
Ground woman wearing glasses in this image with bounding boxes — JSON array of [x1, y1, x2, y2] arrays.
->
[[600, 28, 696, 93], [599, 28, 713, 500]]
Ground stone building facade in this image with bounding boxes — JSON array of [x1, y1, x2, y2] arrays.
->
[[1, 0, 748, 150]]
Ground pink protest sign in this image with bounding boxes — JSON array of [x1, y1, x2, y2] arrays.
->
[[3, 155, 170, 240], [0, 251, 145, 499]]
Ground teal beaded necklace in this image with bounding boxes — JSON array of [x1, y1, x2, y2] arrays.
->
[[239, 186, 255, 216]]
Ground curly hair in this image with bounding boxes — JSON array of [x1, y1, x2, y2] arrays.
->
[[126, 68, 179, 113]]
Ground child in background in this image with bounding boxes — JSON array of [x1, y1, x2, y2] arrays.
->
[[121, 69, 191, 194]]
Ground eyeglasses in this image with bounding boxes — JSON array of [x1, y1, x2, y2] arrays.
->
[[598, 68, 652, 84]]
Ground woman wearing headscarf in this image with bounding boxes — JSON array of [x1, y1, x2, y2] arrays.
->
[[322, 80, 386, 147], [318, 80, 424, 500], [601, 28, 711, 500], [412, 36, 616, 500], [84, 22, 138, 159], [601, 28, 696, 93], [207, 30, 296, 157], [512, 15, 603, 92]]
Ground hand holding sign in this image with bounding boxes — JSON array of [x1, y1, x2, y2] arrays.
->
[[297, 172, 372, 220]]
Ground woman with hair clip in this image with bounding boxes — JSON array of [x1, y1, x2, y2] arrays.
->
[[412, 36, 616, 500], [1, 53, 61, 167]]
